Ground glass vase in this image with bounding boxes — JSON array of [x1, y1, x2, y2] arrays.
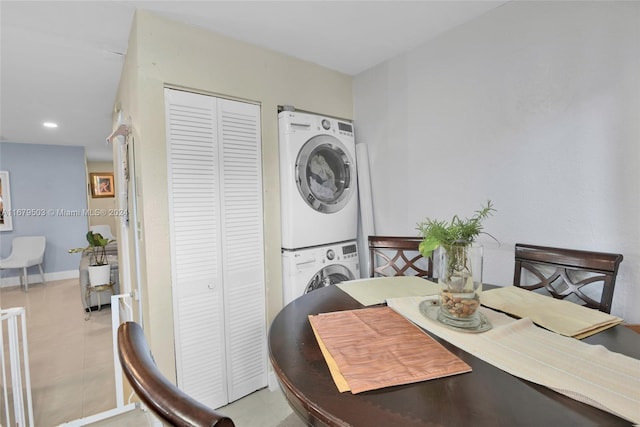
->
[[436, 244, 483, 329]]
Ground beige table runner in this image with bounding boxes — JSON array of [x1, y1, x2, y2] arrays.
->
[[480, 286, 623, 339], [308, 306, 471, 394], [337, 276, 439, 306], [387, 296, 640, 425]]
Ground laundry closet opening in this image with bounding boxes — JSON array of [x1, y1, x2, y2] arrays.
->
[[278, 109, 360, 306]]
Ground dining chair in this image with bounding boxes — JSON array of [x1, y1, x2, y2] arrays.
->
[[513, 243, 623, 313], [368, 235, 433, 279], [117, 321, 235, 427], [0, 236, 46, 292]]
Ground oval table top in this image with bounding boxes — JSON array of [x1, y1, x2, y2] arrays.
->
[[268, 284, 639, 427]]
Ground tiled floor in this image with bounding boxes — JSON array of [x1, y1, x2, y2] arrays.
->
[[86, 387, 298, 427], [0, 278, 296, 427]]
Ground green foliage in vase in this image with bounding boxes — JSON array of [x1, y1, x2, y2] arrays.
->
[[68, 231, 115, 266], [417, 201, 496, 258]]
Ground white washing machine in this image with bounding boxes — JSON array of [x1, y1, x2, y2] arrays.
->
[[282, 241, 359, 305], [279, 110, 358, 250]]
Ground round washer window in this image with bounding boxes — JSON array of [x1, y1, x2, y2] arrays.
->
[[304, 264, 355, 294], [296, 134, 353, 214]]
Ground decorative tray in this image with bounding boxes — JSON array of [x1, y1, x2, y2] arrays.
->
[[419, 299, 492, 333]]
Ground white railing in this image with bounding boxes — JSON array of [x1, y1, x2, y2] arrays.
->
[[0, 307, 34, 427], [59, 293, 137, 426], [111, 292, 135, 409]]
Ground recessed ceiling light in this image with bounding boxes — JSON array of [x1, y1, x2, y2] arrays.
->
[[43, 122, 58, 128]]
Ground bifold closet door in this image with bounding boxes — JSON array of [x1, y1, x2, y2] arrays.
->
[[165, 88, 266, 408]]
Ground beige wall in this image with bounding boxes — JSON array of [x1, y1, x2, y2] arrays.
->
[[114, 10, 353, 378], [86, 161, 116, 234]]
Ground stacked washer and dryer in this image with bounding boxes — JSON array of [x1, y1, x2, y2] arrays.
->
[[279, 110, 360, 305]]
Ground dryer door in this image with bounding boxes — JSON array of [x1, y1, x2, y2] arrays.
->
[[304, 264, 355, 294], [296, 134, 354, 214]]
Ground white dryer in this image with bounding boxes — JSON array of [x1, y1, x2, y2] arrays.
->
[[279, 110, 358, 250], [282, 241, 359, 305]]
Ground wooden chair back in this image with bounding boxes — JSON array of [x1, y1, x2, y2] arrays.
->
[[368, 236, 433, 279], [514, 243, 623, 313], [117, 321, 234, 427]]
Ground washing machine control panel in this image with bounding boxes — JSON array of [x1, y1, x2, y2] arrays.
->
[[341, 243, 358, 259], [319, 243, 358, 263], [337, 121, 353, 137]]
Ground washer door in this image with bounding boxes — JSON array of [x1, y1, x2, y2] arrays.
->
[[296, 134, 354, 214], [304, 264, 355, 294]]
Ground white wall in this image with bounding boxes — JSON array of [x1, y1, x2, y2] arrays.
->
[[353, 1, 639, 322]]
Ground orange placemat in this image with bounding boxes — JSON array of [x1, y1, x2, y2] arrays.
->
[[309, 306, 471, 394]]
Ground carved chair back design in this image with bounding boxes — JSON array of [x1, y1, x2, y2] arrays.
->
[[514, 243, 623, 314], [368, 236, 433, 279]]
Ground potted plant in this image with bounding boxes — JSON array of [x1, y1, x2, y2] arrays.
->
[[417, 201, 496, 328], [69, 231, 115, 286]]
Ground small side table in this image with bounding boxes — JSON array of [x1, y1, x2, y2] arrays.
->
[[85, 282, 115, 320]]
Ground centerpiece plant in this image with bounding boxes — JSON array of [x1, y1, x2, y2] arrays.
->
[[417, 200, 495, 274], [417, 201, 496, 328]]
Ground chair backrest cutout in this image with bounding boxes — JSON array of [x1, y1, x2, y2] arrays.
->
[[368, 236, 433, 279], [513, 243, 623, 313]]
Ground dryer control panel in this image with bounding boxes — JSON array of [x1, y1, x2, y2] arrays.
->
[[316, 117, 353, 138]]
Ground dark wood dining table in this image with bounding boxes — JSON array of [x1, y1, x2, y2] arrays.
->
[[268, 284, 640, 427]]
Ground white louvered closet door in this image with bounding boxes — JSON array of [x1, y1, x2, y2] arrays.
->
[[218, 98, 267, 401], [165, 88, 266, 409]]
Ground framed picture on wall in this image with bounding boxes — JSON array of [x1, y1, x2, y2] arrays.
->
[[89, 173, 115, 198], [0, 171, 13, 231]]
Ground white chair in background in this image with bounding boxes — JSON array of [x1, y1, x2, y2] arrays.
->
[[89, 225, 115, 241], [0, 236, 46, 291]]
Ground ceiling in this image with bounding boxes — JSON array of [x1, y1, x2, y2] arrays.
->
[[0, 1, 507, 161]]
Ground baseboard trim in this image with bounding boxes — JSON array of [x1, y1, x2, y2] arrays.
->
[[0, 269, 78, 288], [58, 402, 137, 426]]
